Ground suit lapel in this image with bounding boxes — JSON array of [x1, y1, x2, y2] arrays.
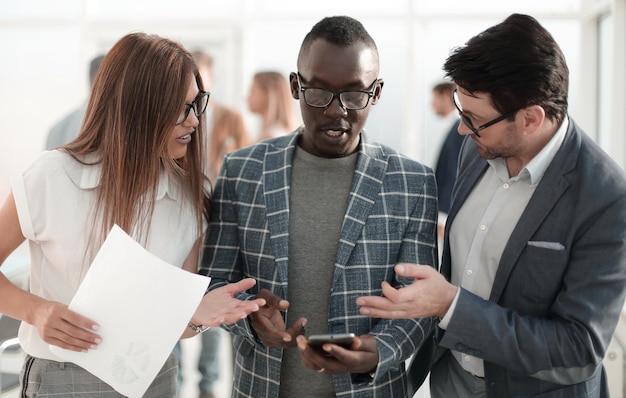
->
[[262, 134, 299, 297], [335, 135, 388, 268], [489, 123, 579, 302]]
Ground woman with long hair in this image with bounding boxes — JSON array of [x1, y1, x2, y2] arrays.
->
[[0, 32, 263, 397], [247, 71, 300, 141]]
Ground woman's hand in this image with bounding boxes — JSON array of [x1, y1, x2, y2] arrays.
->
[[190, 278, 266, 328], [31, 299, 101, 352]]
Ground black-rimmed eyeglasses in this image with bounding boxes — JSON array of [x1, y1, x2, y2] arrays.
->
[[452, 89, 518, 138], [296, 72, 378, 110], [177, 90, 210, 125]]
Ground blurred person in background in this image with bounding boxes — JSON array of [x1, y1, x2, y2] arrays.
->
[[246, 70, 300, 142], [45, 54, 105, 149], [430, 81, 463, 247], [194, 51, 250, 182]]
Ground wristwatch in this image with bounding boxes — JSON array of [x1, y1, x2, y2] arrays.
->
[[187, 322, 211, 334]]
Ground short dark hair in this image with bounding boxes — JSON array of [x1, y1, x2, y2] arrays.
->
[[443, 13, 568, 124], [297, 16, 378, 68]]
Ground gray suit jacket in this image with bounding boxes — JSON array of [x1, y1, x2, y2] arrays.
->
[[200, 130, 438, 398], [438, 118, 626, 397]]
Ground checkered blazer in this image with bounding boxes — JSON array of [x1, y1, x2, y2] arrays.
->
[[200, 130, 438, 398]]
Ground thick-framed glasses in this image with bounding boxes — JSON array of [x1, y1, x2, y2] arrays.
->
[[452, 89, 518, 138], [296, 72, 378, 110], [176, 90, 210, 125]]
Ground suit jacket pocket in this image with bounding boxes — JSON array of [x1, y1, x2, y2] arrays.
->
[[518, 245, 568, 304]]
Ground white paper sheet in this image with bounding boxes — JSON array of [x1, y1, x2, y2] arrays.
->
[[50, 225, 210, 398]]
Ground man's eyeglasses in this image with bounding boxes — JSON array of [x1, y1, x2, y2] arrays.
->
[[296, 72, 378, 110], [176, 90, 210, 125], [452, 89, 518, 138]]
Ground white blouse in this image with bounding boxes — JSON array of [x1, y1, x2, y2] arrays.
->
[[11, 150, 204, 361]]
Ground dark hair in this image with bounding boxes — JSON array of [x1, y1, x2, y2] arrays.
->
[[297, 16, 378, 68], [443, 13, 568, 124]]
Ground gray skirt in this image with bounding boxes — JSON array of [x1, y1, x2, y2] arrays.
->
[[19, 352, 178, 397]]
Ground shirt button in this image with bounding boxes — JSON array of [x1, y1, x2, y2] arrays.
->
[[503, 183, 510, 189], [464, 355, 471, 362], [480, 224, 486, 231], [466, 269, 473, 276]]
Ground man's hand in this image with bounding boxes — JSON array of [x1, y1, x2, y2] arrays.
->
[[296, 334, 379, 375], [249, 289, 307, 348], [356, 264, 458, 319]]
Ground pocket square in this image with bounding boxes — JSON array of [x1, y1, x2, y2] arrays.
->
[[527, 241, 565, 250]]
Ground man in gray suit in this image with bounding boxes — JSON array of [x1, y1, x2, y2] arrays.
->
[[356, 13, 626, 397]]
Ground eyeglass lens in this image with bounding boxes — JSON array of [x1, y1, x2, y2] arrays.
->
[[177, 92, 210, 125], [452, 90, 475, 130], [297, 73, 376, 110], [303, 89, 371, 110]]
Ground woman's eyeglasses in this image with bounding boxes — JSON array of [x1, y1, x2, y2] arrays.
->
[[177, 90, 210, 125]]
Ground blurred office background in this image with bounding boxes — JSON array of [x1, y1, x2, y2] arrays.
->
[[0, 0, 625, 397]]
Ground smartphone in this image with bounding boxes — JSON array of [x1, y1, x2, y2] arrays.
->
[[307, 333, 355, 349]]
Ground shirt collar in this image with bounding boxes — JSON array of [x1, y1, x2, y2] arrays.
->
[[488, 116, 569, 185], [78, 156, 181, 201]]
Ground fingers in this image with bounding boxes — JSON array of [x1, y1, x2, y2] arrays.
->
[[296, 335, 326, 370], [255, 288, 289, 310], [296, 334, 379, 375], [285, 317, 307, 342], [249, 297, 267, 309], [36, 303, 101, 352], [44, 326, 100, 352], [62, 307, 100, 334], [227, 278, 257, 294], [195, 281, 267, 327], [394, 263, 434, 279], [249, 309, 292, 347], [220, 299, 264, 325], [380, 281, 401, 301], [356, 284, 412, 319]]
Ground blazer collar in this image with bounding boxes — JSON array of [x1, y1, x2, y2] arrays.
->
[[262, 129, 388, 268]]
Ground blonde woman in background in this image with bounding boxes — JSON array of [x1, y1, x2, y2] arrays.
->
[[247, 71, 300, 142]]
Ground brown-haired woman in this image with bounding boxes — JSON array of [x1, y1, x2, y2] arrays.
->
[[0, 32, 264, 397]]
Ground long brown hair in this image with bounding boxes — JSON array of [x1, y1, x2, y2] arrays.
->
[[63, 32, 210, 255]]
